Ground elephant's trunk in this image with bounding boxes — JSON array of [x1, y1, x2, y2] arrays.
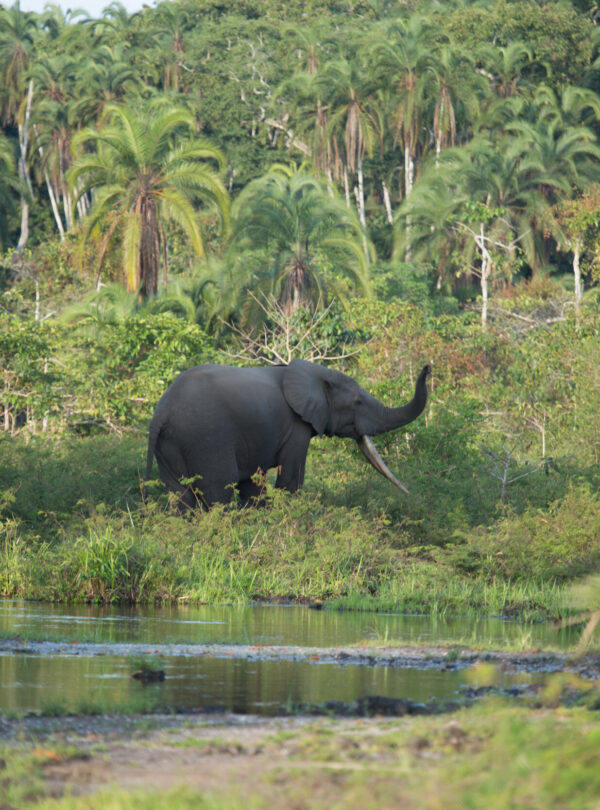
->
[[356, 364, 431, 494], [369, 364, 431, 436], [358, 435, 410, 494]]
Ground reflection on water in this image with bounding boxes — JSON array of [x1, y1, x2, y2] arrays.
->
[[0, 600, 575, 648], [0, 601, 566, 715], [0, 650, 539, 716]]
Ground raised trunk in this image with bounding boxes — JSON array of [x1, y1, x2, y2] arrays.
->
[[17, 80, 34, 252], [363, 364, 430, 436], [34, 125, 65, 240], [382, 180, 393, 224], [357, 364, 431, 494]]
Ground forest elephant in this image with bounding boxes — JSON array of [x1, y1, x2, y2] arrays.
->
[[145, 360, 431, 508]]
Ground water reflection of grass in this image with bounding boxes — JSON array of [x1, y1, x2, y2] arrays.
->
[[37, 691, 167, 717]]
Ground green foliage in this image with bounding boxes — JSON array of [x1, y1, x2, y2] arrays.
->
[[70, 526, 134, 603], [2, 273, 600, 619], [0, 310, 214, 431], [1, 0, 597, 316], [68, 101, 229, 298], [446, 486, 600, 581], [229, 165, 371, 317], [443, 0, 593, 86]]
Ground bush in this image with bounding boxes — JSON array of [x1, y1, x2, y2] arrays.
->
[[446, 485, 600, 581]]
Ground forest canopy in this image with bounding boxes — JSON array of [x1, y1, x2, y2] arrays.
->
[[1, 0, 599, 326]]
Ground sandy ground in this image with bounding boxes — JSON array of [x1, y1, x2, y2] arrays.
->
[[9, 711, 482, 807], [1, 642, 599, 807]]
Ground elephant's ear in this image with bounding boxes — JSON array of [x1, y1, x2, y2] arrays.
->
[[283, 359, 331, 435]]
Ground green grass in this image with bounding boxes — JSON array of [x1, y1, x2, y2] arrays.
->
[[0, 433, 597, 621], [0, 494, 575, 619], [329, 568, 569, 621], [4, 703, 600, 810]]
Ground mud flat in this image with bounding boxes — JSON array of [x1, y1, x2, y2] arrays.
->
[[1, 638, 599, 675]]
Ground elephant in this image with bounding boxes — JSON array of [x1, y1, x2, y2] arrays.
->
[[145, 359, 431, 508]]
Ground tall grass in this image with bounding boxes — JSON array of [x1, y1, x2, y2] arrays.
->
[[0, 432, 595, 618]]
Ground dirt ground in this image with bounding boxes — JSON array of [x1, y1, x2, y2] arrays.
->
[[2, 644, 599, 808], [11, 711, 485, 809]]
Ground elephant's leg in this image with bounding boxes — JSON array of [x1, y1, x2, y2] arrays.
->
[[275, 424, 312, 493], [238, 477, 266, 507], [157, 441, 236, 509], [155, 441, 192, 503]]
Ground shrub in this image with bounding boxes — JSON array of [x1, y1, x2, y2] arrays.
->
[[446, 485, 600, 581]]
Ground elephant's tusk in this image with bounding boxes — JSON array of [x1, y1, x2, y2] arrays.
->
[[358, 435, 409, 495]]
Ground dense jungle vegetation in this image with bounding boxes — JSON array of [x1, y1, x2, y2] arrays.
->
[[1, 0, 600, 624]]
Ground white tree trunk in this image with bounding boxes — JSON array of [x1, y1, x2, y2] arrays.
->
[[353, 183, 369, 264], [47, 173, 65, 240], [382, 179, 393, 224], [17, 80, 34, 251], [478, 222, 491, 329], [356, 160, 366, 229], [573, 242, 582, 308], [343, 165, 351, 208], [404, 144, 414, 198], [34, 126, 66, 240]]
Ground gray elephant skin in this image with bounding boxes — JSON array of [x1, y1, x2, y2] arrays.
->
[[145, 359, 431, 508]]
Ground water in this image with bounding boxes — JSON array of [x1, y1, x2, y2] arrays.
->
[[0, 601, 568, 715], [0, 600, 574, 648]]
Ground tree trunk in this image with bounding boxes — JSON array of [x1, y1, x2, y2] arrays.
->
[[403, 146, 415, 261], [382, 179, 393, 224], [139, 199, 160, 299], [404, 144, 414, 198], [343, 165, 351, 208], [34, 126, 65, 240], [356, 160, 366, 229], [17, 197, 29, 251], [573, 242, 582, 309], [17, 80, 34, 252], [354, 158, 370, 265], [478, 222, 491, 329], [58, 145, 73, 231]]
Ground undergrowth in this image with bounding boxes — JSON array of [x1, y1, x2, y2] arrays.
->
[[0, 433, 587, 618]]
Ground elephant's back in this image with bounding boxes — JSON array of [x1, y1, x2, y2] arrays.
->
[[162, 364, 284, 400], [153, 364, 288, 429]]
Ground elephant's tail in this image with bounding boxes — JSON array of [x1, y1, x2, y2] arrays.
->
[[143, 419, 162, 501]]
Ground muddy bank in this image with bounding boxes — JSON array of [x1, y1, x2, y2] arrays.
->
[[1, 638, 599, 677]]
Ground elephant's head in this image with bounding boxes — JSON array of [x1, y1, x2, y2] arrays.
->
[[283, 360, 431, 493]]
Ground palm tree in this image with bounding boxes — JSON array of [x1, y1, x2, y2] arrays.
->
[[229, 165, 372, 318], [30, 52, 78, 236], [424, 44, 487, 158], [0, 1, 37, 125], [475, 42, 536, 99], [0, 1, 39, 249], [68, 101, 229, 299], [70, 43, 145, 127], [368, 14, 438, 198], [314, 56, 382, 237], [394, 130, 578, 323], [503, 116, 600, 268], [151, 2, 192, 92], [0, 133, 21, 249], [39, 3, 87, 40]]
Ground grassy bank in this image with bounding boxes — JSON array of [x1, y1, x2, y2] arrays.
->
[[3, 301, 600, 622], [1, 432, 595, 619]]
